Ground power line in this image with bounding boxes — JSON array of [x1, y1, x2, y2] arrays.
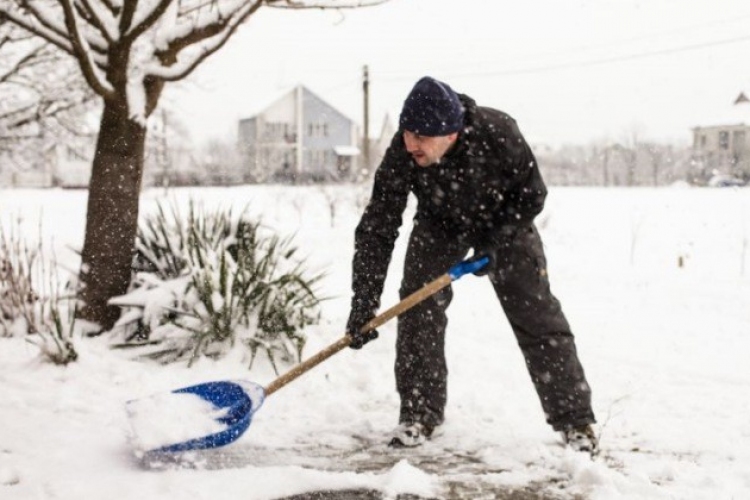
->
[[375, 33, 750, 81], [376, 12, 750, 75], [513, 12, 750, 61]]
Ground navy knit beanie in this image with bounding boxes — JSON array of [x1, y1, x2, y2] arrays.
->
[[399, 76, 465, 136]]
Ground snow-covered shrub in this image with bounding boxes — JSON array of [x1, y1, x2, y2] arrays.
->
[[111, 200, 324, 372], [0, 219, 77, 364]]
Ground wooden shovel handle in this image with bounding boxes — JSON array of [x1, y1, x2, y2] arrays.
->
[[263, 273, 453, 396]]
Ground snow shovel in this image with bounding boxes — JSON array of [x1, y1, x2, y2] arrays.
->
[[126, 257, 488, 456]]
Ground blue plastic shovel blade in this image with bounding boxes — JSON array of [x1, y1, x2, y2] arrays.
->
[[130, 380, 265, 455]]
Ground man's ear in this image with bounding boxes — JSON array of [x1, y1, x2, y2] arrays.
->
[[448, 132, 459, 144]]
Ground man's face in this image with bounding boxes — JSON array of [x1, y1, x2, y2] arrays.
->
[[403, 130, 458, 167]]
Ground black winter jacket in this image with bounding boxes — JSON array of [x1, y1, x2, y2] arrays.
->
[[351, 94, 548, 310]]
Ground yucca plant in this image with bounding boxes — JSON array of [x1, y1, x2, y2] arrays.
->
[[113, 199, 324, 372], [132, 202, 190, 279]]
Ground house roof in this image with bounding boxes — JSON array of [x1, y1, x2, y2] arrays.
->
[[238, 84, 356, 125], [695, 92, 750, 129], [237, 85, 296, 122]]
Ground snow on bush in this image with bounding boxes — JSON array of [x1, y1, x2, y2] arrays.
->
[[110, 200, 324, 372]]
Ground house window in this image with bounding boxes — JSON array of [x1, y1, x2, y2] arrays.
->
[[265, 122, 290, 140], [733, 130, 746, 151], [719, 131, 729, 150], [306, 122, 329, 138]]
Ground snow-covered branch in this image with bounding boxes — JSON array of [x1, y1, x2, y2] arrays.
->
[[74, 0, 118, 43], [118, 0, 137, 34], [0, 35, 95, 146], [0, 5, 74, 53], [0, 42, 45, 84], [59, 0, 115, 97], [14, 0, 69, 40], [146, 0, 263, 81], [124, 0, 175, 43], [265, 0, 389, 9]]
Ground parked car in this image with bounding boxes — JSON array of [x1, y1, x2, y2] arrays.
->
[[708, 174, 746, 187]]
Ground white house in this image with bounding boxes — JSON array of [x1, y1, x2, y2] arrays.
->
[[238, 85, 361, 183], [691, 92, 750, 181]]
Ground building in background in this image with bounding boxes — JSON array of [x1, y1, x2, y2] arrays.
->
[[238, 85, 361, 183], [47, 142, 91, 188], [0, 139, 91, 188], [691, 92, 750, 184]]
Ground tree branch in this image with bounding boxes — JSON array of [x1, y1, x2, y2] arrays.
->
[[58, 0, 115, 98], [265, 0, 389, 9], [98, 0, 118, 15], [0, 42, 46, 84], [14, 0, 70, 41], [74, 0, 116, 44], [0, 7, 74, 54], [0, 102, 38, 124], [123, 0, 174, 44], [148, 0, 264, 81], [119, 0, 138, 34]]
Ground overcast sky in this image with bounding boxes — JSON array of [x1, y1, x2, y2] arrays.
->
[[167, 0, 750, 148]]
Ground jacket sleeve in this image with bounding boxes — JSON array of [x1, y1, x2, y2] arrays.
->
[[479, 118, 547, 249], [351, 139, 411, 312], [504, 143, 547, 225]]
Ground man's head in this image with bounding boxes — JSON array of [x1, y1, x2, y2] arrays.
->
[[399, 76, 464, 167]]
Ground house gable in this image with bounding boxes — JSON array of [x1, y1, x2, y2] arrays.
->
[[237, 85, 360, 183]]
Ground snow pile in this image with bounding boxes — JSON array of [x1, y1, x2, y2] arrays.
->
[[0, 467, 20, 486], [125, 391, 229, 454], [381, 460, 439, 498], [1, 185, 749, 500]]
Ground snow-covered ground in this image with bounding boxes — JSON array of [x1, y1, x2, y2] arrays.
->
[[1, 184, 749, 500]]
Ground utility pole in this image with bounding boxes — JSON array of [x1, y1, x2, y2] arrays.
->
[[362, 65, 370, 173], [296, 85, 304, 184]]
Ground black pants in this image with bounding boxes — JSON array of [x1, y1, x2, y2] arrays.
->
[[396, 219, 595, 431]]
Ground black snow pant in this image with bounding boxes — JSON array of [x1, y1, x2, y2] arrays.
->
[[395, 218, 595, 431]]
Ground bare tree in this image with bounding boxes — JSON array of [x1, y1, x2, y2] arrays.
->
[[0, 0, 389, 330], [619, 128, 642, 187], [0, 23, 95, 162]]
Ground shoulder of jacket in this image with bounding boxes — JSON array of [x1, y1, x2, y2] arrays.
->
[[472, 106, 521, 138], [461, 106, 531, 162]]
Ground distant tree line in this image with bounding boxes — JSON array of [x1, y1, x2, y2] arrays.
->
[[537, 141, 697, 187]]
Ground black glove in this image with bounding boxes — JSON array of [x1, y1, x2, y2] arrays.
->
[[470, 226, 518, 276], [467, 246, 498, 276], [346, 299, 379, 349]]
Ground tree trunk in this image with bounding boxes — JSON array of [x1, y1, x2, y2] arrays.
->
[[77, 97, 146, 331]]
